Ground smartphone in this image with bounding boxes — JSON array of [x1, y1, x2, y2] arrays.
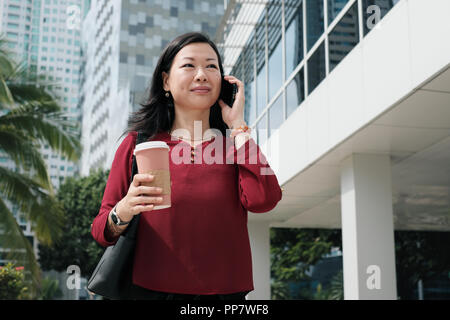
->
[[219, 76, 237, 107]]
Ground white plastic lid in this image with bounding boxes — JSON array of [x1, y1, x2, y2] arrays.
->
[[133, 141, 169, 155]]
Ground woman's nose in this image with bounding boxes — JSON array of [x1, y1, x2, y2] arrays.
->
[[194, 68, 207, 81]]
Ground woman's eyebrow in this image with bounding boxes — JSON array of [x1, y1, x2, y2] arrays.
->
[[181, 57, 217, 61]]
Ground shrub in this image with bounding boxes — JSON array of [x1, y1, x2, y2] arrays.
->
[[0, 263, 29, 299]]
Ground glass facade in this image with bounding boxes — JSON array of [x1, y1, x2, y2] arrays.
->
[[286, 68, 305, 118], [118, 0, 225, 110], [328, 0, 351, 24], [243, 34, 257, 127], [328, 1, 359, 72], [257, 113, 268, 148], [269, 93, 284, 134], [255, 18, 267, 118], [230, 0, 399, 145], [267, 1, 283, 102], [362, 0, 400, 36], [307, 40, 326, 94], [306, 0, 324, 51], [285, 0, 304, 80]]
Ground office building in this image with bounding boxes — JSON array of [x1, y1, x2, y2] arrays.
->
[[216, 0, 450, 299], [80, 0, 225, 175]]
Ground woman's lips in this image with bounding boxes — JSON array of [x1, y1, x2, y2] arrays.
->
[[191, 89, 210, 93]]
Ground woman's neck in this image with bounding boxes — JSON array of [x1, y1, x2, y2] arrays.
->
[[169, 107, 211, 140]]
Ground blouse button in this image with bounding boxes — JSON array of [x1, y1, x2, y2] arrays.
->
[[191, 147, 195, 163]]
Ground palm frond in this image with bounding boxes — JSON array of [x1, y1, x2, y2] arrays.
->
[[0, 36, 15, 107], [0, 35, 15, 77], [0, 38, 81, 163], [0, 166, 64, 246], [0, 33, 77, 299], [0, 78, 14, 106], [328, 270, 344, 300], [0, 126, 53, 192], [0, 99, 81, 163]]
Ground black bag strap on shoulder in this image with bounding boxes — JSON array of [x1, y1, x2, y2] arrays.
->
[[131, 131, 149, 183], [122, 131, 149, 238]]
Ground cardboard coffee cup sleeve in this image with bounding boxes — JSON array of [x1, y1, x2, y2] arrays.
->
[[142, 169, 171, 195]]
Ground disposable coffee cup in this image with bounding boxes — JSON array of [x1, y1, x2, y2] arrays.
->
[[133, 141, 171, 210]]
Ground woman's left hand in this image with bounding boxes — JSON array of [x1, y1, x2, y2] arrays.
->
[[218, 75, 246, 129]]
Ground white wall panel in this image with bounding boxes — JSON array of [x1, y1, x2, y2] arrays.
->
[[306, 81, 331, 164], [361, 0, 412, 122], [408, 0, 450, 88], [328, 45, 365, 148]]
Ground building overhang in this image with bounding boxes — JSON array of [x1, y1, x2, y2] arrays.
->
[[214, 0, 268, 73], [249, 0, 450, 232]]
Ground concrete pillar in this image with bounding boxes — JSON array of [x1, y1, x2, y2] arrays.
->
[[247, 221, 271, 300], [340, 153, 397, 299]]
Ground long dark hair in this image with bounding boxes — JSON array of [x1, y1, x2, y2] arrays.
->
[[119, 32, 228, 142]]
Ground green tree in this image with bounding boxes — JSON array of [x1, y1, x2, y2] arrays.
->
[[313, 283, 330, 300], [0, 35, 81, 295], [270, 227, 342, 299], [394, 230, 450, 300], [270, 279, 290, 300], [38, 169, 109, 278], [327, 270, 344, 300], [38, 276, 63, 300], [0, 263, 29, 299]]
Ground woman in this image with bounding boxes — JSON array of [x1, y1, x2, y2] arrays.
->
[[91, 32, 282, 300]]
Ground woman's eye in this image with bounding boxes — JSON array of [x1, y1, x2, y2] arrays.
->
[[182, 64, 217, 68]]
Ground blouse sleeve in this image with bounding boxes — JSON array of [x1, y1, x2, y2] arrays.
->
[[91, 131, 137, 247], [228, 137, 282, 213]]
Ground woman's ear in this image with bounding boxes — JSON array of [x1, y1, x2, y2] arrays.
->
[[162, 71, 169, 91]]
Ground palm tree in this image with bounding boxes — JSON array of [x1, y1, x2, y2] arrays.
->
[[328, 270, 344, 300], [0, 34, 81, 297]]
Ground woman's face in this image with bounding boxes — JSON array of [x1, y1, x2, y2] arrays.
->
[[162, 42, 222, 111]]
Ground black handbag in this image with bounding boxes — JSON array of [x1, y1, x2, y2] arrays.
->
[[87, 131, 148, 300]]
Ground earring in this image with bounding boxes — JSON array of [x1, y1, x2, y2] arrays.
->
[[165, 91, 170, 98]]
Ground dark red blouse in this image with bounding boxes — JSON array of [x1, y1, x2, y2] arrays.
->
[[91, 130, 282, 294]]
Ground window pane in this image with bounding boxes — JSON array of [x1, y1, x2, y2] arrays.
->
[[362, 0, 400, 36], [328, 1, 359, 72], [7, 23, 19, 29], [285, 0, 304, 78], [255, 15, 266, 117], [269, 93, 283, 138], [328, 0, 350, 24], [257, 65, 266, 117], [136, 54, 145, 65], [248, 81, 256, 126], [243, 36, 256, 126], [306, 0, 324, 51], [268, 41, 282, 101], [232, 60, 243, 85], [268, 0, 283, 102], [120, 52, 127, 63], [6, 32, 18, 40], [256, 113, 267, 146], [307, 41, 326, 94], [286, 68, 305, 117]]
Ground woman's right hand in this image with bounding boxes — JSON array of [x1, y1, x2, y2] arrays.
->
[[116, 174, 164, 222]]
